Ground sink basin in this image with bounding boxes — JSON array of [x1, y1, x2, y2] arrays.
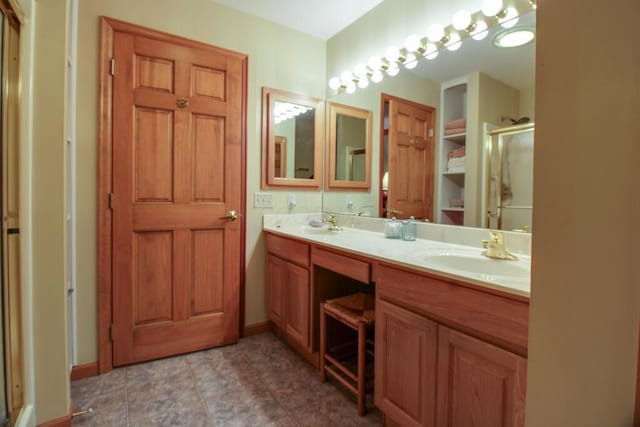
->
[[301, 226, 340, 236], [424, 250, 529, 279]]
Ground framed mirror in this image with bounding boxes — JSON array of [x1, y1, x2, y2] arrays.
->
[[325, 102, 372, 190], [261, 87, 324, 189]]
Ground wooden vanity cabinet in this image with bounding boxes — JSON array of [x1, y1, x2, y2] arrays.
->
[[266, 234, 311, 351], [376, 263, 528, 427]]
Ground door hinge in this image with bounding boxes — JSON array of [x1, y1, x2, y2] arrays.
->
[[109, 193, 115, 209], [109, 324, 115, 341], [110, 58, 115, 76]]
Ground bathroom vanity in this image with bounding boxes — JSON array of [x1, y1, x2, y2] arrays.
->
[[263, 215, 529, 427]]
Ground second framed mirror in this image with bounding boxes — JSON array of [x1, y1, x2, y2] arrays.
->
[[325, 102, 372, 191]]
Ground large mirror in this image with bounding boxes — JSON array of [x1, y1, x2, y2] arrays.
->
[[325, 102, 372, 191], [323, 8, 536, 231], [261, 87, 324, 189]]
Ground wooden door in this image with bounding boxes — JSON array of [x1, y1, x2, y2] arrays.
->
[[285, 262, 310, 350], [267, 255, 286, 329], [375, 299, 438, 427], [111, 30, 245, 365], [436, 327, 527, 427], [387, 98, 435, 220]]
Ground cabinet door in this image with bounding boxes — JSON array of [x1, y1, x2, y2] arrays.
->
[[285, 262, 310, 350], [375, 299, 438, 427], [267, 255, 286, 329], [436, 327, 527, 427]]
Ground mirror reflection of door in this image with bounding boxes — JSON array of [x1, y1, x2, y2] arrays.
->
[[274, 136, 287, 178], [382, 94, 436, 220], [349, 148, 366, 181]]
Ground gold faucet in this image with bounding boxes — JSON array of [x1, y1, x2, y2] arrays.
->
[[482, 231, 518, 260], [323, 214, 342, 231]]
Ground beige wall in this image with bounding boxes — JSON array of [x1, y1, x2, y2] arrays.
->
[[75, 0, 327, 364], [526, 0, 640, 425], [519, 86, 535, 121], [32, 0, 71, 422]]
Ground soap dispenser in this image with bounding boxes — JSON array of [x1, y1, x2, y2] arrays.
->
[[384, 217, 402, 239], [402, 216, 417, 241]]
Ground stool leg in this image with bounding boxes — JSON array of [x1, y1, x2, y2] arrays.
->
[[357, 321, 366, 416], [319, 303, 326, 383]]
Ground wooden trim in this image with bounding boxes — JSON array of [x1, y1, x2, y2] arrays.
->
[[260, 87, 324, 190], [325, 101, 373, 191], [98, 17, 114, 374], [98, 16, 248, 371], [243, 320, 272, 337], [70, 362, 99, 381], [378, 95, 388, 217], [37, 401, 72, 427]]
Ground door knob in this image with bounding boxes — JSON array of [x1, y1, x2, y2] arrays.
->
[[219, 210, 238, 221]]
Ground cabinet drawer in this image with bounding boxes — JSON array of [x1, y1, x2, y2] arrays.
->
[[266, 233, 309, 267], [312, 247, 370, 284], [377, 264, 529, 356]]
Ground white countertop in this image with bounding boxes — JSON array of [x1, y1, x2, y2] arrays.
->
[[263, 222, 530, 298]]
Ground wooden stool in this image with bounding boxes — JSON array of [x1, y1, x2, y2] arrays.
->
[[320, 292, 375, 416]]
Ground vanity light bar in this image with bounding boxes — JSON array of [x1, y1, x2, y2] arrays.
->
[[328, 0, 536, 95], [274, 103, 313, 124]]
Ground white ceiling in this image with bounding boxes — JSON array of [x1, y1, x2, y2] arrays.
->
[[211, 0, 383, 40]]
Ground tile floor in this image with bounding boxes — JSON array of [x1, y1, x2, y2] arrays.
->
[[71, 332, 382, 426]]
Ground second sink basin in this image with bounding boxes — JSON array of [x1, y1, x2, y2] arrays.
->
[[423, 249, 530, 280]]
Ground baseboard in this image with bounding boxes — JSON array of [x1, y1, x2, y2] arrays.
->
[[243, 320, 272, 337], [37, 401, 72, 427], [70, 362, 99, 382]]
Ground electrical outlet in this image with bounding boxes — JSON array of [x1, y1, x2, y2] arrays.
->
[[254, 192, 273, 208]]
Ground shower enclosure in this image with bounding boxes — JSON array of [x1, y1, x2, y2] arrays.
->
[[486, 123, 534, 232]]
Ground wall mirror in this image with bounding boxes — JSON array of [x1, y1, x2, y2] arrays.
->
[[261, 87, 324, 189], [325, 102, 372, 191], [323, 6, 536, 231]]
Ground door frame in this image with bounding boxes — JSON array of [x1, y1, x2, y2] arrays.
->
[[97, 17, 247, 373]]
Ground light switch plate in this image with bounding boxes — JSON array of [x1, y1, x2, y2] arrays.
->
[[254, 192, 273, 208]]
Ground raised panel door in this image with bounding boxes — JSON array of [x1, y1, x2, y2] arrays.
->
[[375, 299, 438, 427], [388, 99, 435, 220], [267, 254, 286, 329], [436, 326, 527, 427], [112, 30, 245, 365], [285, 262, 310, 350]]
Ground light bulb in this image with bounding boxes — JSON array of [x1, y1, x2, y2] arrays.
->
[[471, 20, 489, 40], [385, 46, 400, 62], [368, 55, 383, 70], [340, 70, 353, 85], [386, 62, 400, 76], [404, 53, 418, 69], [404, 34, 422, 52], [499, 7, 519, 28], [482, 0, 503, 16], [446, 33, 462, 51], [329, 77, 342, 90], [425, 42, 438, 60], [357, 78, 369, 89], [354, 63, 369, 79], [426, 24, 445, 43], [371, 70, 384, 83], [452, 10, 472, 31], [345, 82, 356, 94]]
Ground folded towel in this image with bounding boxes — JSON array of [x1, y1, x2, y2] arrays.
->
[[444, 127, 466, 136], [445, 118, 467, 130], [448, 147, 466, 158]]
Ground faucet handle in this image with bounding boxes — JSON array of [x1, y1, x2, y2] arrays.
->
[[482, 240, 489, 249]]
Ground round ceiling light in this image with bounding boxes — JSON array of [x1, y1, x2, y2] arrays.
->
[[493, 27, 535, 48]]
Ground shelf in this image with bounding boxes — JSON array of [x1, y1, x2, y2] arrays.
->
[[443, 132, 466, 143], [442, 170, 465, 176], [441, 207, 465, 212]]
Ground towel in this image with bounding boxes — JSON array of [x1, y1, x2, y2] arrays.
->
[[444, 127, 466, 136], [448, 147, 466, 158], [445, 118, 467, 130]]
